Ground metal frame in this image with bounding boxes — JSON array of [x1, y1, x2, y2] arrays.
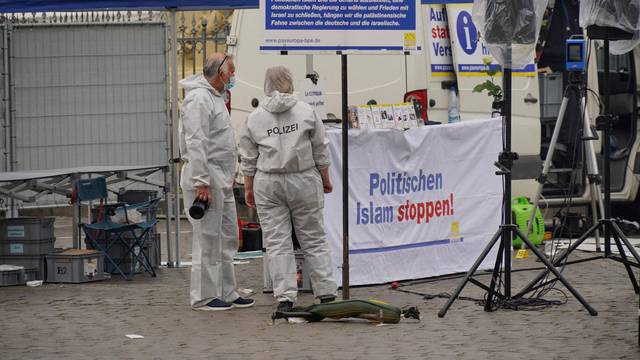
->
[[0, 165, 174, 261]]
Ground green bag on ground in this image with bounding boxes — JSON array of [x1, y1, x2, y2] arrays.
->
[[273, 299, 419, 324]]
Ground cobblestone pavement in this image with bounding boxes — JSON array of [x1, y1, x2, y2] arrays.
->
[[1, 218, 639, 359]]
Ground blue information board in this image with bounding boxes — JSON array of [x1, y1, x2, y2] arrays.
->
[[260, 0, 422, 54]]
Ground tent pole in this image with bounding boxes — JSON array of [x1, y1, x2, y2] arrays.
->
[[172, 9, 182, 267], [341, 53, 349, 300], [169, 8, 181, 267]]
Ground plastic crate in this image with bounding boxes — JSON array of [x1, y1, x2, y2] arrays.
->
[[86, 235, 159, 274], [263, 250, 312, 293], [104, 258, 143, 275], [0, 265, 23, 286], [0, 217, 55, 241], [46, 249, 104, 283], [150, 233, 161, 269], [85, 236, 156, 271], [539, 73, 563, 118], [0, 255, 46, 280], [0, 237, 56, 256], [22, 268, 39, 283], [117, 190, 158, 205], [85, 237, 148, 260]]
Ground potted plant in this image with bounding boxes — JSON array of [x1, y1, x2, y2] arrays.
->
[[472, 57, 503, 117]]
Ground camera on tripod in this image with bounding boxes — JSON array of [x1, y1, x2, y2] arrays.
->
[[566, 35, 586, 73]]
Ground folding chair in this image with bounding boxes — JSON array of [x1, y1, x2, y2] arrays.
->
[[77, 177, 158, 280]]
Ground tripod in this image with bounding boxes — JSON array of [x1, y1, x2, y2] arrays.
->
[[525, 72, 605, 252], [515, 29, 640, 300], [438, 65, 598, 318]]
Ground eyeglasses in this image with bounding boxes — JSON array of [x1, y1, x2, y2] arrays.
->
[[217, 55, 228, 74]]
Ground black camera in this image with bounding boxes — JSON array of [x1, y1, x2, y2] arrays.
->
[[189, 198, 209, 220]]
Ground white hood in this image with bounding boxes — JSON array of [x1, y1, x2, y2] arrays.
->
[[179, 74, 222, 96], [261, 91, 298, 113]]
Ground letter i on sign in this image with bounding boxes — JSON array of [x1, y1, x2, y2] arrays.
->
[[462, 16, 472, 51]]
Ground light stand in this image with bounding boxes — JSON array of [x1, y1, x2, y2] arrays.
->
[[438, 48, 598, 318], [341, 52, 350, 300], [515, 26, 640, 300]]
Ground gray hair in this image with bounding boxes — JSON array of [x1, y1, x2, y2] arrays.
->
[[264, 66, 294, 95], [203, 54, 233, 78]]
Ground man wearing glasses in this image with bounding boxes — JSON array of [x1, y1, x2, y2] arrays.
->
[[179, 53, 254, 311]]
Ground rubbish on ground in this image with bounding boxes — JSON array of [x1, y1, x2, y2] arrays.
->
[[238, 288, 255, 295], [515, 249, 529, 259], [125, 334, 144, 339], [26, 280, 43, 287], [287, 317, 308, 324]]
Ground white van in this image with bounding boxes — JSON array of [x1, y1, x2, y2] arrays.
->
[[227, 2, 640, 220]]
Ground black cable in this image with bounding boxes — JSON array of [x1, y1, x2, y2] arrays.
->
[[531, 76, 591, 299]]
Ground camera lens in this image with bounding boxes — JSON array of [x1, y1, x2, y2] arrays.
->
[[189, 199, 209, 220]]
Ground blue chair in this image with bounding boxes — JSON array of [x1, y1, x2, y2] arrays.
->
[[77, 177, 158, 280]]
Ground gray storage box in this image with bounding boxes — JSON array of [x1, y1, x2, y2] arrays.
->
[[0, 237, 56, 256], [22, 268, 39, 283], [263, 250, 312, 293], [0, 255, 46, 280], [0, 217, 55, 241], [539, 73, 563, 118], [85, 233, 159, 274], [0, 265, 23, 286], [103, 236, 159, 274], [148, 233, 161, 269], [117, 190, 158, 204], [104, 258, 143, 275], [46, 249, 104, 283]]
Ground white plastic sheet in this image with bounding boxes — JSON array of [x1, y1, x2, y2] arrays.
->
[[472, 0, 548, 68], [579, 0, 640, 54]]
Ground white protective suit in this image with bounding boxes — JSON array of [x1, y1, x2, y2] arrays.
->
[[179, 74, 239, 308], [239, 91, 337, 303]]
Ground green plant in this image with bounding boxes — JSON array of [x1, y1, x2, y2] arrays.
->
[[472, 57, 503, 103]]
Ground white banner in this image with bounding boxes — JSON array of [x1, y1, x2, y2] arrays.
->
[[323, 118, 503, 286], [260, 0, 422, 54]]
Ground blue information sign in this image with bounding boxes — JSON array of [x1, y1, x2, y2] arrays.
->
[[260, 0, 422, 54]]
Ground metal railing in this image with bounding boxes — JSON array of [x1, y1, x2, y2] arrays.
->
[[0, 11, 162, 24], [176, 12, 231, 97]]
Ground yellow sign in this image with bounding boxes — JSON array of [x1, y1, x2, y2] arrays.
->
[[403, 32, 417, 48], [450, 221, 460, 238]]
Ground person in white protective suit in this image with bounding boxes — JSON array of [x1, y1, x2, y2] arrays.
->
[[179, 53, 254, 311], [239, 66, 338, 313]]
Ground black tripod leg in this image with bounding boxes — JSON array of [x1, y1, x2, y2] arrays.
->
[[514, 228, 598, 316], [438, 228, 502, 318], [609, 224, 640, 294], [514, 221, 602, 298], [484, 228, 506, 312], [611, 222, 640, 264]]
